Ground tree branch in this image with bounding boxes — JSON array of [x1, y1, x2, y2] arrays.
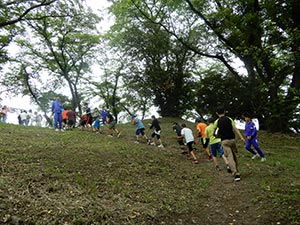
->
[[0, 0, 57, 28]]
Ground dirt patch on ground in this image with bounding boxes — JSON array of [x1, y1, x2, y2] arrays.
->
[[198, 174, 264, 225]]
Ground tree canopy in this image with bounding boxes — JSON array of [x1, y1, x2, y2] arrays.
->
[[106, 0, 300, 132], [0, 0, 299, 132]]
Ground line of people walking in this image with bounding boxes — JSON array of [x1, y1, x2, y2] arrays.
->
[[51, 96, 266, 182], [172, 106, 266, 182]]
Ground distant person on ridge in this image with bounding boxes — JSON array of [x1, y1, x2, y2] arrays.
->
[[101, 108, 107, 125], [66, 109, 76, 129], [84, 102, 93, 128], [62, 107, 69, 129], [0, 105, 9, 123], [51, 96, 63, 131], [106, 109, 121, 137], [92, 107, 101, 133]]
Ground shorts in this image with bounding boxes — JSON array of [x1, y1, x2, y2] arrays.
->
[[81, 115, 89, 126], [151, 130, 161, 139], [87, 116, 93, 125], [108, 121, 116, 129], [93, 119, 100, 129], [210, 142, 224, 157], [67, 119, 75, 127], [200, 137, 208, 148], [136, 128, 145, 136], [186, 141, 194, 152]]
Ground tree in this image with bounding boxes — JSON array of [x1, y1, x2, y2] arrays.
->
[[107, 0, 197, 117], [88, 59, 124, 122], [192, 64, 253, 119], [0, 0, 58, 66], [125, 0, 300, 132], [2, 0, 101, 113], [183, 0, 300, 132]]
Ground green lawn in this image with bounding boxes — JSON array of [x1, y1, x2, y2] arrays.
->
[[0, 119, 299, 225]]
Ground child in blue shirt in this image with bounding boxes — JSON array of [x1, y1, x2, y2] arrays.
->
[[92, 108, 101, 133], [244, 113, 266, 162], [131, 114, 149, 144]]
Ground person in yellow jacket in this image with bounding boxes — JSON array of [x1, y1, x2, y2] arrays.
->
[[205, 117, 230, 172]]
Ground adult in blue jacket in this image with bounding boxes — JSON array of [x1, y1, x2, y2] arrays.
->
[[52, 96, 63, 131]]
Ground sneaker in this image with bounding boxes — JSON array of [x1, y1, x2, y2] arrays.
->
[[117, 132, 121, 138], [251, 154, 259, 160], [215, 165, 221, 171], [192, 160, 199, 164], [157, 144, 164, 148], [134, 141, 139, 144], [226, 165, 232, 173], [55, 129, 59, 131], [207, 156, 213, 161], [261, 157, 266, 162], [150, 142, 156, 146], [147, 139, 151, 145], [234, 174, 241, 181]]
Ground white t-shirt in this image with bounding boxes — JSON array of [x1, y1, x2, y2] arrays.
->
[[20, 112, 27, 121], [181, 127, 194, 143]]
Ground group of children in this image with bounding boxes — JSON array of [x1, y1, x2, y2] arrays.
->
[[128, 109, 266, 182], [171, 108, 266, 182], [53, 100, 110, 133], [53, 97, 266, 182]]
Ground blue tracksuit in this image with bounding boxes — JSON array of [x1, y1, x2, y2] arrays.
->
[[244, 121, 264, 157], [52, 100, 62, 129]]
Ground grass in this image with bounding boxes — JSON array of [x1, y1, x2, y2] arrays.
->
[[0, 118, 299, 225]]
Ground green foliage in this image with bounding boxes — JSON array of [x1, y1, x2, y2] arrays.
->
[[0, 1, 59, 66], [187, 0, 300, 132], [193, 66, 248, 118], [107, 0, 199, 117], [1, 0, 101, 112]]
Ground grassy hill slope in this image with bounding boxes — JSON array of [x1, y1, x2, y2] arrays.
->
[[0, 118, 299, 225]]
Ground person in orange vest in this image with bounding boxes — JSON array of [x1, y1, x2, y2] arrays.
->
[[195, 118, 213, 161], [62, 107, 69, 129]]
